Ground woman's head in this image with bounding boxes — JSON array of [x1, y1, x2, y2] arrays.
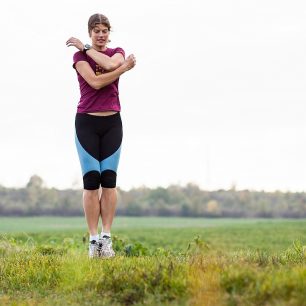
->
[[88, 13, 111, 50]]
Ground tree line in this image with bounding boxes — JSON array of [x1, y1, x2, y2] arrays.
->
[[0, 175, 305, 218]]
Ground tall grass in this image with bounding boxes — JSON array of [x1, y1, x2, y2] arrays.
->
[[0, 230, 305, 306]]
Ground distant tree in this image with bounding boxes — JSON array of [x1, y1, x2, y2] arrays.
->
[[206, 200, 220, 216], [26, 175, 44, 189]]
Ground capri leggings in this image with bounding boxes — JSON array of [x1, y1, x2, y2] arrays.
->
[[75, 112, 122, 190]]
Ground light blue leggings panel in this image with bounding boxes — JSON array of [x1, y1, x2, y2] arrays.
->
[[100, 145, 122, 173], [75, 134, 100, 176]]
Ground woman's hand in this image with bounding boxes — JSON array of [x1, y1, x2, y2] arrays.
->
[[66, 37, 84, 51], [121, 54, 136, 72]]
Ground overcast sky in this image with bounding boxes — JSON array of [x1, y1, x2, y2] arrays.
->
[[0, 0, 305, 191]]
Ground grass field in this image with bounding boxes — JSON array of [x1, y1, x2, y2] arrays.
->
[[0, 217, 305, 305]]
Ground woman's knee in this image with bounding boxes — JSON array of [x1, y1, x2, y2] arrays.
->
[[83, 188, 99, 200], [100, 170, 117, 188], [83, 171, 101, 190]]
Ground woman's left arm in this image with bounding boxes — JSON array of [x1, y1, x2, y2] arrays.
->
[[86, 48, 124, 71], [66, 37, 124, 71]]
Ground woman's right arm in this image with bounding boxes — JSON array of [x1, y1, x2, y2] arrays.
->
[[66, 37, 124, 71], [75, 54, 136, 90]]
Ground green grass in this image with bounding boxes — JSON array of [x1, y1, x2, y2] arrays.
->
[[1, 217, 305, 253], [0, 216, 302, 232], [0, 217, 305, 305]]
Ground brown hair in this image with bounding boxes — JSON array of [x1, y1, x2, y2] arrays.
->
[[88, 13, 111, 34]]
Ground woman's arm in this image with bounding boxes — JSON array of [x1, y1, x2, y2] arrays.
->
[[86, 49, 124, 71], [75, 54, 136, 90], [66, 37, 124, 71]]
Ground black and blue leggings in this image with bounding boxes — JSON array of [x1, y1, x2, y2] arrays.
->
[[75, 112, 122, 190]]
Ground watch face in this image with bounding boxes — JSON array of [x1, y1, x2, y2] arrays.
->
[[84, 44, 91, 50]]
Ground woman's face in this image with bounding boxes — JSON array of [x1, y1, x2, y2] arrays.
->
[[90, 24, 110, 49]]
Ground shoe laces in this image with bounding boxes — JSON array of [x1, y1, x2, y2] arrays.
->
[[101, 237, 113, 250]]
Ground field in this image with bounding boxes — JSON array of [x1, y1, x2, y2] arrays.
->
[[0, 217, 305, 305]]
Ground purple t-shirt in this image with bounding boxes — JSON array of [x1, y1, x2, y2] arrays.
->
[[73, 47, 125, 113]]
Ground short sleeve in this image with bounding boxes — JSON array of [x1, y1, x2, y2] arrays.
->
[[113, 47, 125, 59], [73, 51, 87, 69]]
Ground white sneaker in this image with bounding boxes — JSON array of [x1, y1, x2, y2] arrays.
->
[[98, 236, 115, 258], [88, 240, 99, 258]]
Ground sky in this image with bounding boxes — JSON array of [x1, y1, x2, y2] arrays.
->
[[0, 0, 305, 192]]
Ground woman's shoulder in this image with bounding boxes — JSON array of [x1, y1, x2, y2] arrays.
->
[[108, 47, 125, 58], [73, 51, 89, 63], [73, 51, 88, 69]]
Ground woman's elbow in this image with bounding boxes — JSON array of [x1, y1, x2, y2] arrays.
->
[[108, 60, 124, 71], [89, 80, 102, 90]]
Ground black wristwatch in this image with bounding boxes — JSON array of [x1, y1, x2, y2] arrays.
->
[[83, 44, 92, 53]]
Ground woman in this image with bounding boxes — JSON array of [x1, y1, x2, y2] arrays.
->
[[66, 13, 136, 258]]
